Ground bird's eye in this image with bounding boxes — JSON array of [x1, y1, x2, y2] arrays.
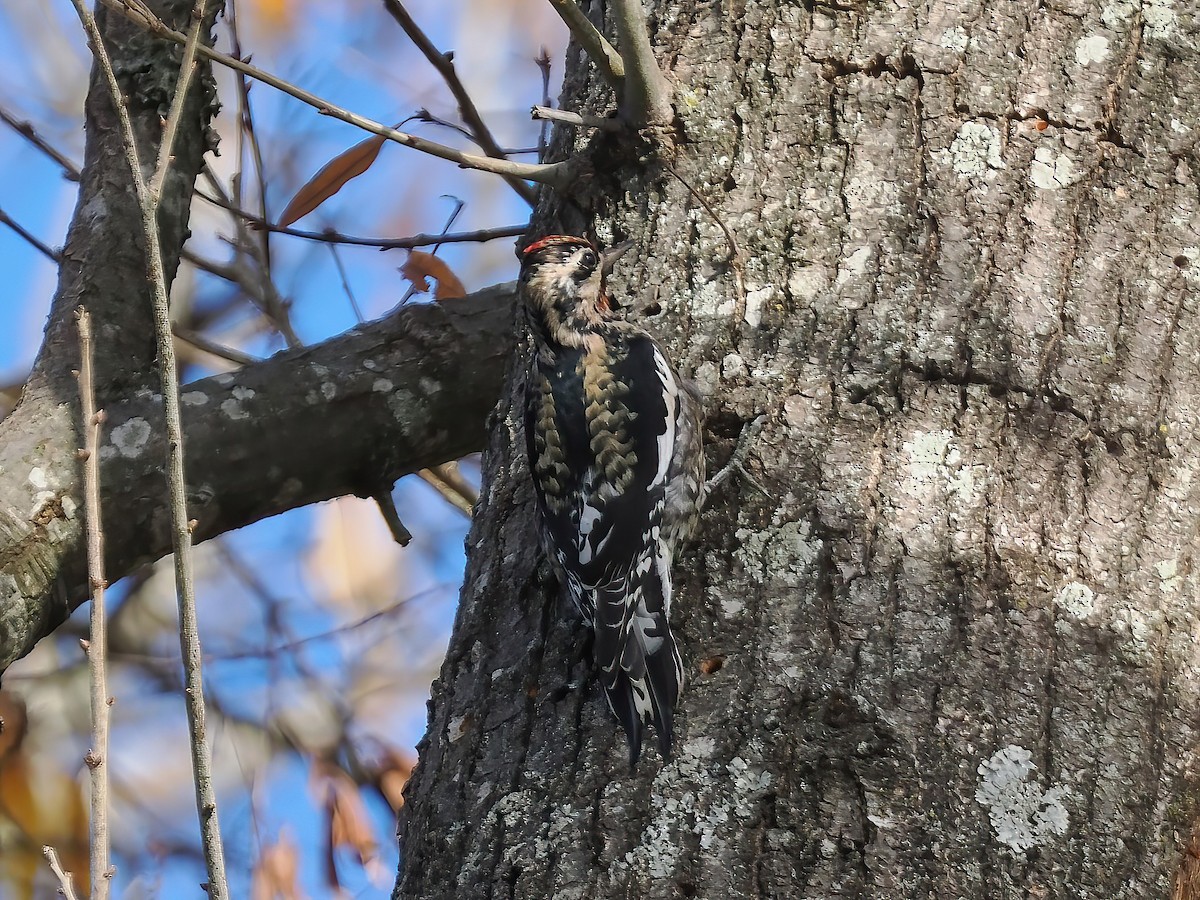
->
[[579, 249, 598, 270]]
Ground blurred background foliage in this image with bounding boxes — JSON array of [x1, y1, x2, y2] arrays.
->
[[0, 0, 566, 895]]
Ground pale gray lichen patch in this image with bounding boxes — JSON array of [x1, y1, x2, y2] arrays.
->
[[321, 382, 337, 401], [734, 520, 820, 584], [372, 378, 394, 394], [1109, 606, 1158, 660], [975, 745, 1069, 853], [620, 738, 773, 881], [110, 417, 152, 458], [220, 398, 250, 421], [743, 285, 774, 327], [943, 122, 1004, 179], [1143, 0, 1180, 39], [900, 430, 979, 508], [939, 26, 969, 51], [1053, 581, 1096, 619], [1030, 147, 1078, 190], [181, 391, 208, 406], [1074, 35, 1110, 65], [1155, 559, 1182, 593], [836, 246, 872, 285]]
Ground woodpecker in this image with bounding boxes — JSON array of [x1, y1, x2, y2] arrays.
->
[[520, 234, 704, 765]]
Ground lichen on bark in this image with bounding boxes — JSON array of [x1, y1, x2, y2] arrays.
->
[[396, 1, 1200, 898]]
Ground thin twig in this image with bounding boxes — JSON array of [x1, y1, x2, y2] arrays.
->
[[77, 308, 113, 900], [0, 206, 62, 262], [172, 325, 258, 367], [226, 0, 273, 275], [200, 192, 526, 250], [661, 158, 746, 319], [104, 0, 577, 189], [0, 105, 82, 179], [531, 105, 622, 132], [42, 846, 81, 900], [201, 167, 301, 348], [382, 0, 537, 206], [67, 2, 230, 896], [420, 463, 477, 516], [150, 0, 205, 200], [535, 48, 552, 164], [0, 103, 280, 289], [611, 0, 674, 127], [328, 244, 365, 323], [545, 0, 624, 90], [373, 488, 413, 547]]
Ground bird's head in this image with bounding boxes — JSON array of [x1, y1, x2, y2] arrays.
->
[[519, 235, 631, 347]]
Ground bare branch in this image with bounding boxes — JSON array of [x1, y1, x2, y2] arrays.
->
[[195, 188, 527, 251], [104, 0, 578, 189], [373, 488, 414, 547], [0, 206, 62, 263], [420, 463, 477, 516], [545, 0, 625, 90], [0, 105, 81, 180], [67, 0, 230, 895], [172, 325, 258, 367], [611, 0, 674, 127], [76, 309, 113, 900], [42, 846, 81, 900], [0, 284, 517, 673], [382, 0, 538, 206], [531, 105, 622, 132], [150, 0, 206, 200], [535, 48, 552, 163]]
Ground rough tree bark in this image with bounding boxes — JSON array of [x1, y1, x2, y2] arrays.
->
[[396, 1, 1200, 898]]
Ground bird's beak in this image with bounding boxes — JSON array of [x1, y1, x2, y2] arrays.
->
[[600, 241, 634, 278]]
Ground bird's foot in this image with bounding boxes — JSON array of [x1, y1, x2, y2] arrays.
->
[[702, 413, 770, 507]]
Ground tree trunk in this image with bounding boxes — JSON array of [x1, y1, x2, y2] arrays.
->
[[396, 1, 1200, 898]]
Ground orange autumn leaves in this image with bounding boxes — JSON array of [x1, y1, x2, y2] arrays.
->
[[277, 135, 468, 302], [0, 691, 89, 900], [276, 134, 388, 229]]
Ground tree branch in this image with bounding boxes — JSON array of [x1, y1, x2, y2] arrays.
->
[[0, 284, 518, 673], [382, 0, 538, 206], [77, 309, 113, 900], [68, 0, 231, 892], [103, 0, 579, 189], [611, 0, 673, 127], [545, 0, 624, 91]]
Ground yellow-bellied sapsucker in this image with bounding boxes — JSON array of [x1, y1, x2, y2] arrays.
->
[[520, 235, 704, 765]]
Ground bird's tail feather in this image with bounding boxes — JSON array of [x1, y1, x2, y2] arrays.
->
[[593, 570, 683, 766]]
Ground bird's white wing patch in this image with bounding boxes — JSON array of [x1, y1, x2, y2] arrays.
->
[[651, 346, 679, 490]]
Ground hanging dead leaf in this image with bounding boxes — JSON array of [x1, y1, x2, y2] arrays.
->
[[277, 134, 387, 228], [374, 747, 415, 812], [400, 251, 467, 301], [311, 759, 384, 888], [0, 691, 89, 900], [251, 829, 305, 900]]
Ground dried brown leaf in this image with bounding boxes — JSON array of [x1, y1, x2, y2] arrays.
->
[[277, 134, 387, 228], [312, 760, 379, 868], [251, 829, 305, 900], [400, 251, 467, 301], [376, 748, 415, 812]]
